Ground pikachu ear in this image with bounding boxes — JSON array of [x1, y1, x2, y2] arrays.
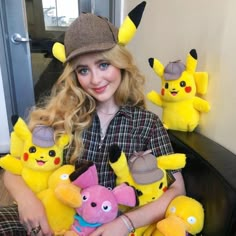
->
[[118, 1, 146, 45], [149, 57, 165, 78], [52, 42, 66, 63]]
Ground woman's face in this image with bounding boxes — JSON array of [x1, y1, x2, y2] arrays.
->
[[76, 52, 121, 103]]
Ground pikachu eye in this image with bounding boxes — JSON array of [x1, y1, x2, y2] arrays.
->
[[29, 146, 36, 153], [49, 150, 56, 157], [180, 81, 186, 87], [165, 83, 169, 89]]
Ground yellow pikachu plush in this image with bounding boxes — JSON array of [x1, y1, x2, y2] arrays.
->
[[109, 144, 186, 236], [144, 195, 204, 236], [147, 49, 210, 132], [0, 116, 69, 193]]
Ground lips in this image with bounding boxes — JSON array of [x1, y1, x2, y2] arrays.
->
[[93, 85, 107, 93]]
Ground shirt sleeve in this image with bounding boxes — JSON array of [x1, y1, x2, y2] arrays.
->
[[147, 114, 174, 157]]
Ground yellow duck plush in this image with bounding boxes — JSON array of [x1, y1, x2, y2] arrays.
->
[[144, 195, 204, 236], [37, 164, 82, 235], [147, 49, 210, 132], [109, 144, 186, 236], [0, 115, 69, 193]]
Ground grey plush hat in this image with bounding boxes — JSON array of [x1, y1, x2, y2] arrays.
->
[[129, 150, 164, 184], [164, 60, 186, 81], [64, 13, 118, 62], [32, 126, 55, 147]]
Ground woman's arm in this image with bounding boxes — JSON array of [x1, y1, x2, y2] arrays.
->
[[3, 171, 52, 236], [90, 172, 185, 236]]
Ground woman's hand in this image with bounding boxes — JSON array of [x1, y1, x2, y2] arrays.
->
[[17, 193, 52, 236], [3, 171, 52, 235], [89, 217, 129, 236]]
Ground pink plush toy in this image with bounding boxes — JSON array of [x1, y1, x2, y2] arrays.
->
[[64, 161, 137, 236]]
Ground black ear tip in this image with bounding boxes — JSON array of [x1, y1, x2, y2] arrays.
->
[[140, 1, 147, 7], [190, 49, 197, 60], [128, 1, 147, 28], [11, 115, 19, 126], [108, 144, 120, 152], [109, 144, 122, 163], [148, 58, 154, 67]]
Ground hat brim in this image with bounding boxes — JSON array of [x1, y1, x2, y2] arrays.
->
[[132, 169, 164, 185], [65, 42, 116, 63]]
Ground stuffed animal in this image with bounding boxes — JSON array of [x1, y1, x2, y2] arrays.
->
[[143, 195, 204, 236], [147, 49, 210, 132], [108, 144, 186, 236], [37, 164, 82, 235], [60, 161, 138, 236], [52, 1, 146, 63], [0, 115, 69, 193]]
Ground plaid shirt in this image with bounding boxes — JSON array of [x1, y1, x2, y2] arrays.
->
[[78, 106, 174, 188], [0, 107, 175, 236]]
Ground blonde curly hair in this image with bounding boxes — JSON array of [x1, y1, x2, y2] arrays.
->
[[28, 44, 146, 163]]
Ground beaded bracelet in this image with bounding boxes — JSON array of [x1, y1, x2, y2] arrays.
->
[[120, 214, 135, 234]]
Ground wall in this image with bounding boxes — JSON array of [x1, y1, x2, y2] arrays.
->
[[124, 0, 236, 155]]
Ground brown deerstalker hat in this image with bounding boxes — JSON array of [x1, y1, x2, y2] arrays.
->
[[64, 13, 118, 62]]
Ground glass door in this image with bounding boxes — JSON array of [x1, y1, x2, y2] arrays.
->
[[26, 0, 79, 103]]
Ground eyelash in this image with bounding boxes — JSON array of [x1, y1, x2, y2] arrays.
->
[[100, 62, 109, 70], [77, 62, 110, 75]]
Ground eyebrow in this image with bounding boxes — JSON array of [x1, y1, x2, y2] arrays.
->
[[77, 59, 108, 68]]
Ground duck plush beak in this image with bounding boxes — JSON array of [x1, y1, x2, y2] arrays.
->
[[156, 215, 189, 236]]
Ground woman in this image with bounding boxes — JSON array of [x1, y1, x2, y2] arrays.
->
[[1, 5, 185, 236]]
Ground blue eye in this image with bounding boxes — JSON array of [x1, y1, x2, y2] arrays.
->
[[78, 67, 88, 75], [100, 62, 109, 70]]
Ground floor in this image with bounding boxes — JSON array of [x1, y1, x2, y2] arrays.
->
[[33, 53, 63, 103], [0, 169, 14, 206], [31, 53, 52, 86]]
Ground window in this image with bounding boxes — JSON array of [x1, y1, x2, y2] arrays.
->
[[42, 0, 79, 31]]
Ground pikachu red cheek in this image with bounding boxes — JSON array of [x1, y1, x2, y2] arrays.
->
[[161, 88, 165, 96], [54, 157, 61, 165], [185, 86, 192, 93], [23, 153, 29, 161]]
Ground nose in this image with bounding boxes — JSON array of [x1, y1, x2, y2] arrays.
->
[[90, 69, 102, 85], [91, 202, 97, 207]]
